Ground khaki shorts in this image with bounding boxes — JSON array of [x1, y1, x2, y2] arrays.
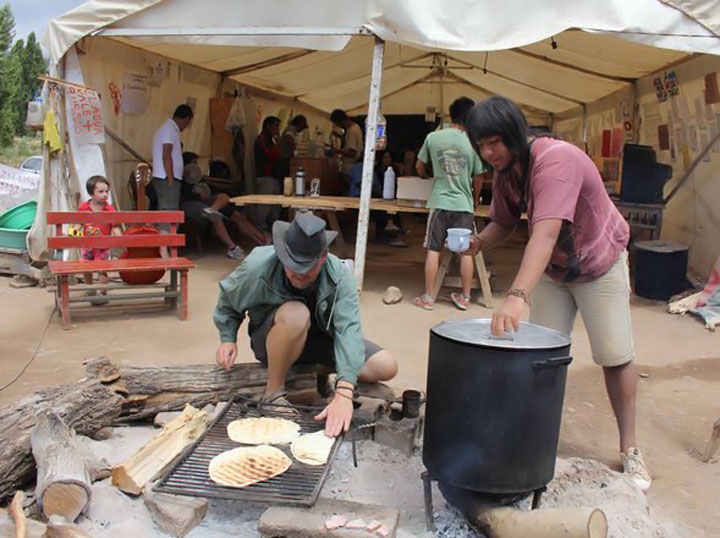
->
[[529, 250, 634, 368]]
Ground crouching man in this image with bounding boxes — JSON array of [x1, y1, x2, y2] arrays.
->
[[214, 213, 398, 436]]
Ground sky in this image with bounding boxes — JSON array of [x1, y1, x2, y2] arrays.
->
[[9, 0, 84, 42]]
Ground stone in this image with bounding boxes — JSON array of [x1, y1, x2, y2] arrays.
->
[[153, 411, 182, 428], [373, 415, 421, 457], [45, 515, 93, 537], [258, 498, 400, 538], [382, 286, 402, 305], [89, 427, 113, 441], [143, 483, 208, 537], [356, 382, 396, 402]]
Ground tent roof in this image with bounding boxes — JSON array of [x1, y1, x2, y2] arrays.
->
[[43, 0, 720, 116]]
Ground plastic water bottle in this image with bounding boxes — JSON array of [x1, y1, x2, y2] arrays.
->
[[366, 112, 387, 150], [383, 166, 396, 200], [375, 112, 387, 150], [295, 166, 305, 196]]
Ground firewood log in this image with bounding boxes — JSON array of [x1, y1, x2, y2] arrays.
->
[[30, 413, 94, 522], [439, 482, 607, 538], [111, 404, 211, 495], [83, 358, 316, 422]]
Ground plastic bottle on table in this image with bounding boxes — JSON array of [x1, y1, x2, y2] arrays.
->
[[382, 166, 396, 200]]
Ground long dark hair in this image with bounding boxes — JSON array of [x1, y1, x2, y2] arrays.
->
[[466, 95, 530, 174]]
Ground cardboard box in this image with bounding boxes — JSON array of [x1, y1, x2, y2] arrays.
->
[[396, 176, 433, 205]]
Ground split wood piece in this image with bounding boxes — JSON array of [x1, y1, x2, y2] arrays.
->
[[83, 357, 316, 422], [30, 412, 95, 521], [0, 379, 123, 502], [112, 404, 211, 495], [702, 417, 720, 463], [10, 490, 26, 538]]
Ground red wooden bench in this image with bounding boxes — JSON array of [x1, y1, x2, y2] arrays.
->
[[47, 211, 195, 329]]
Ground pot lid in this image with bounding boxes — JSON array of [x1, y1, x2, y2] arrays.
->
[[431, 318, 570, 350]]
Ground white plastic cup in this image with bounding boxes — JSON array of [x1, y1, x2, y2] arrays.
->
[[447, 228, 471, 252]]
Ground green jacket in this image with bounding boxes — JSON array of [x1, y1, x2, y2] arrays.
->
[[214, 246, 365, 385]]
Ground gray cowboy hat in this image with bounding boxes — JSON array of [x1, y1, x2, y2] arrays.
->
[[273, 213, 338, 274]]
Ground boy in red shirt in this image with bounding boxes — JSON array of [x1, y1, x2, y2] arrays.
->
[[78, 175, 118, 305]]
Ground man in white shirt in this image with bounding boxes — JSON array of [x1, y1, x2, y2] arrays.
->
[[330, 109, 363, 192], [151, 105, 194, 214]]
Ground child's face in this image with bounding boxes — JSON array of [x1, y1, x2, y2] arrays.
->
[[92, 182, 110, 204]]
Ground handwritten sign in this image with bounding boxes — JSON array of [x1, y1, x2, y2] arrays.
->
[[121, 72, 148, 115], [68, 86, 105, 144]]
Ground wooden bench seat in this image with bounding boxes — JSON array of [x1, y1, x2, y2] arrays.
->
[[47, 210, 195, 329]]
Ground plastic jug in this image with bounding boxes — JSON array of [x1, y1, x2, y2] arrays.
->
[[447, 227, 471, 252], [382, 166, 396, 200]]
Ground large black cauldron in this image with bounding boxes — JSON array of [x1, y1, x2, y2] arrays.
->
[[423, 319, 572, 494]]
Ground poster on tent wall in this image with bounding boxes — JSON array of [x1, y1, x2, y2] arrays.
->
[[121, 73, 148, 115], [68, 86, 105, 144]]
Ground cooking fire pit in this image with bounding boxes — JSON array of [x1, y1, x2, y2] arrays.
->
[[154, 396, 341, 506]]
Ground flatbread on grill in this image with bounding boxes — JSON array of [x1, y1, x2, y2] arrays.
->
[[227, 417, 300, 445], [208, 445, 291, 488], [290, 430, 335, 466]]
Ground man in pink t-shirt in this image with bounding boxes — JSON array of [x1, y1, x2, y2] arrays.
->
[[465, 96, 651, 492]]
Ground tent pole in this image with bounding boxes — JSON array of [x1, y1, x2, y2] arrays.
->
[[353, 36, 385, 291]]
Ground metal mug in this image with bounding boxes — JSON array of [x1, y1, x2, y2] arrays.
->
[[402, 389, 423, 418]]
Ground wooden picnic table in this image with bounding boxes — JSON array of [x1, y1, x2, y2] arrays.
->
[[230, 194, 496, 307]]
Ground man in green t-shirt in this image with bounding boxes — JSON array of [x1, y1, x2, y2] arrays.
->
[[414, 97, 484, 311]]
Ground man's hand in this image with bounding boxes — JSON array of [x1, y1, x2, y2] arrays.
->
[[314, 393, 354, 437], [216, 342, 238, 371], [491, 295, 526, 336], [467, 234, 483, 256]]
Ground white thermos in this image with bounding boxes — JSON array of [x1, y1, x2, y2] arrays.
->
[[382, 166, 396, 200]]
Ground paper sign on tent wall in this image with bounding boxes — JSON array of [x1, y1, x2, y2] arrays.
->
[[68, 86, 105, 144], [705, 73, 720, 105], [121, 73, 148, 115]]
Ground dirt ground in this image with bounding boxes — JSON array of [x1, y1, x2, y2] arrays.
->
[[1, 220, 718, 536]]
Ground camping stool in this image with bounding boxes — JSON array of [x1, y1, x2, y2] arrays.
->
[[431, 249, 494, 308]]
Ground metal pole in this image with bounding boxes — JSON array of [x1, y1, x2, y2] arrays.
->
[[353, 37, 384, 290]]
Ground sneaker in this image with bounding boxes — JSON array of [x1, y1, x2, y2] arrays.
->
[[451, 292, 471, 311], [261, 391, 300, 417], [385, 222, 401, 232], [388, 237, 408, 248], [227, 245, 245, 259], [202, 206, 224, 222], [621, 447, 652, 491], [413, 293, 434, 311]]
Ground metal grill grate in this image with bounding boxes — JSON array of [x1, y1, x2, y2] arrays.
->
[[154, 396, 341, 506]]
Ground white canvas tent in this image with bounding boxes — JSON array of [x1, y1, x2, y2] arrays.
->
[[34, 0, 720, 286]]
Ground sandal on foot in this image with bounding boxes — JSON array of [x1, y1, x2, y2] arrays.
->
[[450, 292, 471, 311], [260, 390, 300, 417], [413, 293, 434, 311]]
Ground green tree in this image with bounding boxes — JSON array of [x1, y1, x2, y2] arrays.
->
[[0, 3, 14, 54], [14, 32, 47, 135], [0, 2, 16, 145]]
